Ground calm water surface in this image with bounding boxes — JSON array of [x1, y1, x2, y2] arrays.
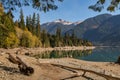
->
[[80, 47, 120, 62], [32, 47, 120, 62]]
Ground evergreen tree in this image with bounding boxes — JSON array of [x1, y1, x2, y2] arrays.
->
[[19, 9, 25, 30], [26, 16, 29, 28], [41, 30, 50, 47], [31, 13, 36, 35], [36, 14, 41, 39], [3, 13, 15, 33], [49, 35, 56, 47], [71, 32, 77, 46], [64, 33, 70, 46], [0, 24, 8, 48], [28, 15, 32, 32], [55, 28, 62, 46]]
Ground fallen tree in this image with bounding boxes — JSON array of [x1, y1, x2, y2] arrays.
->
[[51, 63, 120, 80], [7, 53, 34, 76]]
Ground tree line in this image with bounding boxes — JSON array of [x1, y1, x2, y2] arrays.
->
[[0, 4, 92, 48]]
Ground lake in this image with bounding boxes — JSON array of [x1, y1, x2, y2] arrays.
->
[[32, 47, 120, 62], [80, 47, 120, 62]]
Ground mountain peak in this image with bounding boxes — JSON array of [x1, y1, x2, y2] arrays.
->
[[54, 19, 73, 25], [54, 19, 64, 22]]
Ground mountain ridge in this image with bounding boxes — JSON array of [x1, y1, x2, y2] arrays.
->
[[41, 19, 82, 35], [41, 13, 120, 46]]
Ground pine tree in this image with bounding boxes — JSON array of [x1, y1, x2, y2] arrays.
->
[[26, 16, 29, 28], [19, 9, 25, 30], [31, 13, 36, 35], [64, 33, 72, 46], [55, 28, 62, 46], [3, 13, 15, 33], [27, 15, 32, 32], [49, 35, 56, 47], [41, 30, 50, 47], [71, 32, 77, 46], [0, 24, 8, 48], [36, 14, 41, 39]]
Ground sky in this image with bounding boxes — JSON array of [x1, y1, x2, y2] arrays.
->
[[13, 0, 120, 24]]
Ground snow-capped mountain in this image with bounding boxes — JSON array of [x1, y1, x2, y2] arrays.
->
[[41, 19, 81, 35], [54, 19, 73, 25], [41, 14, 120, 46]]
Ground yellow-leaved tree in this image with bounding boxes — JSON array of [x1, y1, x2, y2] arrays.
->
[[19, 29, 41, 48], [4, 32, 19, 48]]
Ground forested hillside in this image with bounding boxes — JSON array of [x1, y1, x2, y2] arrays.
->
[[0, 4, 92, 48]]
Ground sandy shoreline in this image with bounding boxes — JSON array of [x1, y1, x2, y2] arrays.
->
[[0, 46, 120, 80], [0, 46, 95, 55], [0, 53, 120, 80]]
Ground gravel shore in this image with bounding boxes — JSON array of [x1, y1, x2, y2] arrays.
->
[[0, 46, 95, 55], [0, 47, 120, 80]]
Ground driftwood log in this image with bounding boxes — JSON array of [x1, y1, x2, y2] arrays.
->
[[52, 64, 120, 80], [7, 53, 34, 76]]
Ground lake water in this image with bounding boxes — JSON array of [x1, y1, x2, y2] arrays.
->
[[80, 47, 120, 62], [32, 47, 120, 62]]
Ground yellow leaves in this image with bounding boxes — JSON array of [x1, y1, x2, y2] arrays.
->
[[33, 35, 42, 47], [5, 32, 19, 48], [20, 29, 41, 48], [15, 27, 23, 38], [2, 26, 41, 48]]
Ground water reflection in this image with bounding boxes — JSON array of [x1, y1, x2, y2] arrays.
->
[[32, 50, 92, 59], [80, 47, 120, 62], [31, 47, 120, 62]]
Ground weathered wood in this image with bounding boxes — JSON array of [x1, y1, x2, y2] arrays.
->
[[7, 53, 34, 76], [7, 53, 19, 64], [16, 56, 28, 67], [52, 63, 120, 80], [16, 56, 34, 76]]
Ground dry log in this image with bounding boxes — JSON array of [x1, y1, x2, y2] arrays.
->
[[16, 56, 34, 76], [7, 53, 34, 76], [7, 53, 19, 64], [52, 63, 120, 80]]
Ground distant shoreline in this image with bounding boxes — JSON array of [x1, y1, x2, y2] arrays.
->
[[95, 46, 120, 48], [0, 46, 96, 55], [53, 46, 96, 51]]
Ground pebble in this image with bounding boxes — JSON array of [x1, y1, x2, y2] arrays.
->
[[0, 52, 6, 56], [0, 62, 2, 65]]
